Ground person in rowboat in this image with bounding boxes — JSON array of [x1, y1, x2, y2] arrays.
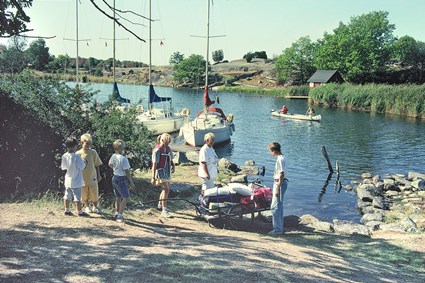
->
[[281, 105, 288, 114], [306, 107, 315, 117]]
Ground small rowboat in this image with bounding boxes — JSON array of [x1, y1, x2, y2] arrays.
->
[[271, 110, 321, 122]]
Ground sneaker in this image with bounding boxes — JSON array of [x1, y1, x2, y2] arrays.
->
[[268, 229, 283, 236], [161, 210, 172, 218], [64, 211, 73, 216], [94, 207, 102, 214], [116, 215, 126, 223], [157, 204, 162, 211], [85, 206, 93, 213], [78, 212, 90, 217]]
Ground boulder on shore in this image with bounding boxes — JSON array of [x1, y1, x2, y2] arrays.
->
[[332, 219, 370, 236]]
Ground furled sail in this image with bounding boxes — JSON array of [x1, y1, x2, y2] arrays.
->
[[203, 86, 215, 107], [149, 84, 171, 103], [112, 82, 130, 103]]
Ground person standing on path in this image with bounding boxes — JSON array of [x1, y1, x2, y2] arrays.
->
[[108, 139, 134, 222], [76, 133, 103, 214], [268, 142, 288, 236], [198, 132, 218, 195], [151, 133, 175, 218]]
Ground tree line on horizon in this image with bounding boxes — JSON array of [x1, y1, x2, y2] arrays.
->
[[274, 11, 425, 85]]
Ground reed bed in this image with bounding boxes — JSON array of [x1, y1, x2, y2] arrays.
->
[[309, 83, 425, 119]]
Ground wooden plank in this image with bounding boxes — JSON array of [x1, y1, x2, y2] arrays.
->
[[284, 95, 309, 99]]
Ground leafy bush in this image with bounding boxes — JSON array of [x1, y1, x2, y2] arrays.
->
[[0, 71, 153, 194]]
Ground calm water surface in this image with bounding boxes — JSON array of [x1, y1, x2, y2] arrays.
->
[[79, 82, 425, 222]]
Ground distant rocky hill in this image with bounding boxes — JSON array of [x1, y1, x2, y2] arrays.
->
[[82, 58, 279, 89]]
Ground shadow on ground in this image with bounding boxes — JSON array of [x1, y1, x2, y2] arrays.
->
[[1, 206, 424, 283]]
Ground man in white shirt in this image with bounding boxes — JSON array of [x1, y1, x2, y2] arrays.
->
[[198, 133, 218, 193]]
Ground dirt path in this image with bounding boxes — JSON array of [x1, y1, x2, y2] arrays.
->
[[1, 201, 424, 283]]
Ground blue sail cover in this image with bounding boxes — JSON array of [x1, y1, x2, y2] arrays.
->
[[149, 84, 171, 103], [112, 82, 130, 103]]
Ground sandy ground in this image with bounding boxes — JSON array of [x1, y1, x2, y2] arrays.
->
[[1, 198, 424, 283]]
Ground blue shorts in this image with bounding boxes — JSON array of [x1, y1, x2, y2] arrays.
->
[[112, 175, 130, 198]]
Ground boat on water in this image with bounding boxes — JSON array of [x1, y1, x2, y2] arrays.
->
[[180, 0, 234, 147], [271, 110, 321, 122], [113, 0, 187, 135]]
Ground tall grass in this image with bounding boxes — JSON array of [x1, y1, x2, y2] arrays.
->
[[217, 85, 310, 96], [309, 83, 425, 119]]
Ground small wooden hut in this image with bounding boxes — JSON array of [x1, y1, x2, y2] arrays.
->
[[307, 70, 344, 88]]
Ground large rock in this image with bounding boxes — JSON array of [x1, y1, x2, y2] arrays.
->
[[358, 198, 372, 209], [230, 174, 247, 183], [172, 151, 190, 165], [400, 217, 417, 232], [372, 197, 384, 209], [239, 165, 260, 175], [372, 175, 381, 185], [412, 179, 425, 190], [284, 215, 300, 227], [244, 160, 255, 166], [361, 206, 378, 214], [379, 223, 406, 232], [299, 214, 319, 225], [383, 179, 399, 191], [407, 171, 425, 181], [360, 212, 383, 224], [218, 158, 239, 173], [361, 173, 373, 179], [299, 214, 333, 232], [185, 150, 199, 163], [365, 221, 383, 231], [332, 219, 370, 236], [357, 184, 376, 202]]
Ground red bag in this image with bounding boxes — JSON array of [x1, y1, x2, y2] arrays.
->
[[241, 184, 272, 209]]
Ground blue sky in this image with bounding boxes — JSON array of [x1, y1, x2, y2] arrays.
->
[[2, 0, 425, 65]]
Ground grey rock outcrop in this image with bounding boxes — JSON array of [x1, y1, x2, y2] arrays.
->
[[333, 219, 370, 236]]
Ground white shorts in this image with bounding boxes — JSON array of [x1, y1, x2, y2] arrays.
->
[[64, 187, 82, 202]]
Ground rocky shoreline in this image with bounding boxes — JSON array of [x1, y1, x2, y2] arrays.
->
[[175, 150, 425, 236]]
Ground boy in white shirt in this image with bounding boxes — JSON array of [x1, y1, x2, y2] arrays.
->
[[61, 137, 89, 217], [268, 142, 288, 236], [108, 139, 134, 222]]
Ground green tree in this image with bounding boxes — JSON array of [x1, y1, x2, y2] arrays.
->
[[0, 36, 29, 74], [392, 36, 425, 83], [315, 11, 395, 83], [212, 49, 224, 63], [274, 36, 316, 85], [173, 54, 206, 85], [169, 51, 184, 65], [26, 39, 51, 70], [0, 0, 33, 37], [243, 51, 267, 62]]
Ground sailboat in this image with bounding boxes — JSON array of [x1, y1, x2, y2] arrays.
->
[[180, 0, 235, 147], [133, 0, 187, 134], [110, 0, 186, 134]]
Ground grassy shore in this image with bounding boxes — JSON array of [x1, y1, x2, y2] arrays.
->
[[309, 83, 425, 119]]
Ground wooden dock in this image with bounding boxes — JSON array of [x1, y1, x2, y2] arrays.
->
[[284, 95, 309, 99]]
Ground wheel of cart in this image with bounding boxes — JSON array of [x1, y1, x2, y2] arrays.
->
[[227, 203, 255, 230]]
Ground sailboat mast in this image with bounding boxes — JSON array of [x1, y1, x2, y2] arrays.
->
[[75, 0, 79, 85], [205, 0, 210, 88], [148, 0, 152, 85], [113, 0, 116, 83]]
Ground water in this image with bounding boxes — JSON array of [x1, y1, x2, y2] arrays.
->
[[77, 82, 425, 222]]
